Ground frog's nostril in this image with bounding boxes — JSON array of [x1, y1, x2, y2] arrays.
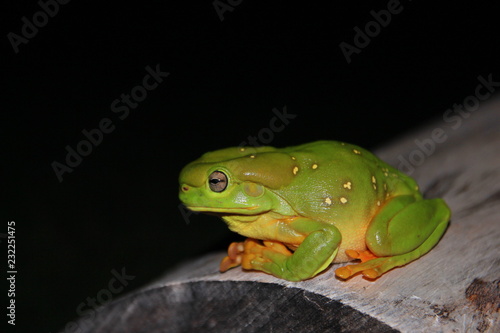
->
[[181, 185, 190, 192]]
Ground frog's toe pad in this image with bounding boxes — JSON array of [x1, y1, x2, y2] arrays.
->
[[220, 242, 245, 272], [335, 265, 381, 280], [345, 249, 378, 263], [220, 255, 242, 272], [227, 242, 245, 260]]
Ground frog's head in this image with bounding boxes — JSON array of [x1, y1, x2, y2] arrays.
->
[[179, 146, 295, 216]]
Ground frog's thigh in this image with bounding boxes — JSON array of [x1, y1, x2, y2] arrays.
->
[[366, 196, 451, 257]]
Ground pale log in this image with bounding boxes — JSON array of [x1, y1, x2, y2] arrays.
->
[[76, 99, 500, 333]]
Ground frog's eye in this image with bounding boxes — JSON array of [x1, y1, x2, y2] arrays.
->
[[208, 171, 228, 192]]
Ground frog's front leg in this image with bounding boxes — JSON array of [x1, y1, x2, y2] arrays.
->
[[221, 218, 341, 282], [336, 196, 450, 280]]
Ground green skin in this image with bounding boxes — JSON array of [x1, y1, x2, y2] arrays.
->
[[179, 141, 451, 281]]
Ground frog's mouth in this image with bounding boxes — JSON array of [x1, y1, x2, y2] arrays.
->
[[185, 205, 262, 214]]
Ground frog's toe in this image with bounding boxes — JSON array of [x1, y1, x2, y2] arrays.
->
[[262, 241, 293, 256], [240, 239, 267, 269], [222, 239, 293, 274], [362, 269, 380, 279], [336, 250, 382, 279], [335, 265, 354, 279], [220, 241, 245, 272], [227, 241, 245, 260], [218, 239, 268, 271], [345, 249, 378, 263], [220, 255, 242, 272], [335, 264, 379, 280], [335, 258, 389, 280]]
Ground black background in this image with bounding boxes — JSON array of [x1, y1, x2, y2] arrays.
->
[[2, 1, 499, 332]]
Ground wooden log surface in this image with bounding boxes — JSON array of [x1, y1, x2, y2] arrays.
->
[[76, 99, 500, 333]]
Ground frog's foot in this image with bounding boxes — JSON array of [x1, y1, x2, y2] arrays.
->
[[335, 249, 382, 280], [220, 239, 292, 272], [335, 256, 392, 280], [220, 241, 244, 272], [344, 249, 378, 263], [240, 239, 292, 270]]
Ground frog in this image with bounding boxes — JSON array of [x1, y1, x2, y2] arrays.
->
[[178, 140, 451, 281]]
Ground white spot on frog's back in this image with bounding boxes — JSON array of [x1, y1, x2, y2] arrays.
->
[[372, 176, 377, 190]]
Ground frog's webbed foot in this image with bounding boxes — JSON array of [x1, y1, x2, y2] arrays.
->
[[335, 249, 419, 280], [335, 250, 388, 280], [220, 238, 292, 273]]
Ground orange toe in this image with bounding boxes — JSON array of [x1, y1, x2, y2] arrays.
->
[[262, 241, 293, 256], [220, 255, 241, 272], [362, 269, 380, 279], [345, 249, 378, 263], [227, 242, 244, 259], [335, 266, 353, 280]]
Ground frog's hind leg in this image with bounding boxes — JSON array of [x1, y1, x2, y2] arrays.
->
[[336, 196, 450, 280]]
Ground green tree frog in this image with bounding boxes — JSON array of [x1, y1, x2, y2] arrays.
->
[[179, 141, 451, 281]]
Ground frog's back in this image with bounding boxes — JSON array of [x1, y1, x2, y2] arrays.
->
[[269, 141, 421, 261], [274, 140, 420, 224]]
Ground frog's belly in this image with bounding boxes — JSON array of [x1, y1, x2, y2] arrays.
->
[[334, 225, 368, 263]]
